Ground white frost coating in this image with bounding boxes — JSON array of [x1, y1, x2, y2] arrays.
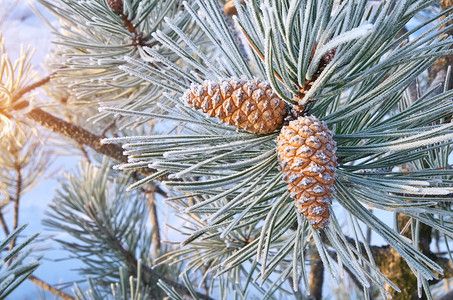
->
[[284, 146, 297, 153], [293, 157, 306, 167], [297, 197, 311, 204], [181, 90, 191, 105], [290, 135, 303, 144], [243, 82, 257, 96], [234, 88, 245, 102], [195, 86, 206, 97], [201, 100, 210, 110], [211, 93, 221, 105], [319, 196, 331, 204], [258, 80, 271, 90], [297, 145, 311, 153], [220, 81, 232, 94], [252, 88, 265, 100], [315, 151, 329, 162], [288, 174, 302, 183], [206, 80, 219, 96], [319, 173, 332, 182], [312, 206, 326, 215], [300, 177, 313, 186], [307, 162, 323, 173], [313, 185, 325, 194], [307, 136, 320, 143]]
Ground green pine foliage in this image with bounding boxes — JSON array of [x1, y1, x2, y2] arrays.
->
[[98, 0, 453, 298], [44, 159, 176, 298], [35, 0, 201, 127], [4, 0, 452, 299], [0, 224, 40, 299]]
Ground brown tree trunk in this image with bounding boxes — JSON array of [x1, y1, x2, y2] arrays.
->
[[308, 251, 324, 300], [428, 0, 453, 92]]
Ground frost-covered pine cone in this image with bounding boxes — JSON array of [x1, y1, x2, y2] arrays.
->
[[277, 115, 337, 229], [182, 78, 287, 134]]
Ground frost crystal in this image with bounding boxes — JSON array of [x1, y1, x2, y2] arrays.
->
[[313, 185, 325, 194], [300, 178, 313, 186], [312, 206, 326, 215], [307, 163, 323, 173]]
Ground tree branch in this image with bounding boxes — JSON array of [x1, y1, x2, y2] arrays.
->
[[26, 105, 127, 163], [13, 74, 54, 106], [108, 223, 214, 300], [308, 251, 324, 300], [144, 183, 162, 256], [9, 164, 22, 252], [28, 275, 75, 300], [0, 210, 10, 236]]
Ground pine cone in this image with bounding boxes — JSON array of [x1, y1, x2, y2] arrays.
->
[[107, 0, 123, 13], [277, 115, 337, 229], [223, 0, 245, 16], [182, 79, 287, 134]]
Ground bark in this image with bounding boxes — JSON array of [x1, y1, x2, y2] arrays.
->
[[428, 0, 453, 92], [144, 183, 162, 256], [439, 289, 453, 300], [371, 214, 451, 299], [308, 251, 324, 300], [26, 106, 127, 163], [28, 275, 75, 300]]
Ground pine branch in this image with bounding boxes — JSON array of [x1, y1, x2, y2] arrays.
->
[[308, 251, 324, 300], [77, 144, 91, 164], [102, 219, 213, 300], [28, 275, 74, 300], [144, 183, 162, 256], [25, 105, 127, 163], [12, 77, 129, 164], [0, 210, 10, 236], [0, 215, 74, 300], [12, 74, 54, 108], [428, 0, 453, 92], [9, 165, 21, 252]]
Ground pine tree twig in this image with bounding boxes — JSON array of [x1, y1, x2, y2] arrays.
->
[[0, 209, 10, 236], [308, 251, 324, 300], [108, 223, 214, 300], [77, 143, 91, 164], [0, 215, 75, 300], [9, 165, 22, 252], [428, 0, 453, 92], [25, 105, 127, 163], [114, 10, 147, 47], [12, 74, 54, 110], [144, 183, 162, 255], [28, 275, 75, 300]]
